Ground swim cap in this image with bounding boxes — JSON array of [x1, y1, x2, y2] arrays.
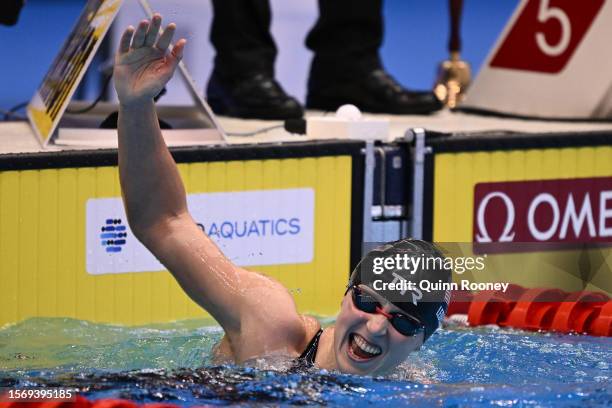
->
[[348, 239, 452, 342]]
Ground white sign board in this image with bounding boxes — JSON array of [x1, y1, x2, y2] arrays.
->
[[27, 0, 226, 148], [86, 189, 315, 274], [28, 0, 123, 146], [462, 0, 612, 119]]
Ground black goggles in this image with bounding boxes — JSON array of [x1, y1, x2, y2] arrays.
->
[[350, 285, 425, 337]]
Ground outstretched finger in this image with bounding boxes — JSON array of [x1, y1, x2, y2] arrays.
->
[[170, 38, 187, 61], [155, 23, 176, 52], [144, 14, 162, 47], [131, 20, 149, 48], [118, 26, 134, 54]]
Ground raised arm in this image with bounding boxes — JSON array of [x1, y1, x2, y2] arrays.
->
[[114, 15, 248, 332], [113, 16, 306, 351], [115, 16, 187, 229]]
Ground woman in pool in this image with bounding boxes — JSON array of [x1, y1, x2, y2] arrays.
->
[[115, 15, 450, 376]]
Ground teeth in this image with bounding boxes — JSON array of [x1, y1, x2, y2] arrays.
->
[[353, 334, 381, 356]]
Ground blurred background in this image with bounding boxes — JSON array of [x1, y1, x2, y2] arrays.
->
[[0, 0, 518, 109]]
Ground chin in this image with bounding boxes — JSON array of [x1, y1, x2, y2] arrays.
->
[[338, 355, 388, 376]]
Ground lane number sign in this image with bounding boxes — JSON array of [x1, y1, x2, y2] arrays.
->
[[490, 0, 604, 73]]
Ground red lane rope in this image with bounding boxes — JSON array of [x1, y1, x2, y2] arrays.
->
[[447, 286, 612, 336], [0, 397, 182, 408]]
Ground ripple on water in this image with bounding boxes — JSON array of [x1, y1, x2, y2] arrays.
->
[[0, 318, 610, 407]]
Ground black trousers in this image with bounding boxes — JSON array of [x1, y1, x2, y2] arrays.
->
[[210, 0, 383, 80]]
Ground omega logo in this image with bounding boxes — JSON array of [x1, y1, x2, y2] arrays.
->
[[476, 192, 516, 243], [475, 187, 612, 243]]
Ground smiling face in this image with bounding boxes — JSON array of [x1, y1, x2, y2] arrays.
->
[[333, 285, 425, 375]]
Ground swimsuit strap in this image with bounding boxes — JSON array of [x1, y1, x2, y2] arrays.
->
[[298, 328, 323, 366]]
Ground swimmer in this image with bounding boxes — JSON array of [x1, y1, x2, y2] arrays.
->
[[115, 15, 451, 376]]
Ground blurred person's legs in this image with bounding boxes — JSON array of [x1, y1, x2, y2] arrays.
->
[[206, 0, 303, 119], [306, 0, 442, 115], [0, 0, 25, 26]]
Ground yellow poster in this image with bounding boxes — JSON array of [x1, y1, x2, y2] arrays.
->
[[27, 0, 123, 146], [0, 156, 353, 326], [432, 146, 612, 295]]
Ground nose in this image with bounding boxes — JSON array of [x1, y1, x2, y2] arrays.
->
[[366, 308, 390, 335]]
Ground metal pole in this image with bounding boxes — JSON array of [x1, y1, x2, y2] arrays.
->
[[362, 141, 375, 250], [410, 128, 427, 239]]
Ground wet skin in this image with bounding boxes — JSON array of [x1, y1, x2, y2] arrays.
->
[[330, 285, 425, 375], [211, 284, 424, 376], [115, 15, 422, 375]]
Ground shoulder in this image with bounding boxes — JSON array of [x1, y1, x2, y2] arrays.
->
[[239, 273, 306, 337], [224, 272, 317, 357], [297, 315, 322, 352], [301, 315, 321, 336]]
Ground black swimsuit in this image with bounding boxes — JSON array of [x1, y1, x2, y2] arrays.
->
[[298, 328, 323, 366]]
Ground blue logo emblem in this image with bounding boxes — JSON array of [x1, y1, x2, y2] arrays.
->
[[100, 218, 127, 253]]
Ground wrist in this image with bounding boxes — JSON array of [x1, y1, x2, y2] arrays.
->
[[119, 98, 155, 112]]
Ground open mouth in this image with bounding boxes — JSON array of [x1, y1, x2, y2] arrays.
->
[[348, 333, 382, 361]]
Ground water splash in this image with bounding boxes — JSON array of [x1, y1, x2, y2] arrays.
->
[[1, 318, 610, 407]]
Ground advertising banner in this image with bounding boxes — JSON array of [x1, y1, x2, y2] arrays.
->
[[86, 189, 314, 274], [27, 0, 122, 145], [432, 146, 612, 293], [473, 177, 612, 251]]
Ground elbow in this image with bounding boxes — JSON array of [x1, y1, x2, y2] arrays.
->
[[122, 205, 146, 239], [128, 218, 167, 253], [125, 215, 152, 246], [121, 201, 163, 241], [127, 212, 188, 248], [123, 207, 163, 245]]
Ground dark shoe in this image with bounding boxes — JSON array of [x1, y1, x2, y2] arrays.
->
[[206, 71, 303, 120], [307, 69, 443, 115]]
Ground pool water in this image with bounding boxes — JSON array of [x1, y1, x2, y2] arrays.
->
[[1, 318, 610, 407]]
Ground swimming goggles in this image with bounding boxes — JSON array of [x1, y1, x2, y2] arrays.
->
[[351, 285, 425, 337]]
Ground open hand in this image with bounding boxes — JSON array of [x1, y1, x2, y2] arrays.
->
[[114, 14, 186, 106]]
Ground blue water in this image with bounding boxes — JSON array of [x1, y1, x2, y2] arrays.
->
[[0, 318, 610, 407]]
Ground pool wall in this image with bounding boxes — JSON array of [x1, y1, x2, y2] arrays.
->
[[427, 137, 612, 295], [0, 141, 365, 326]]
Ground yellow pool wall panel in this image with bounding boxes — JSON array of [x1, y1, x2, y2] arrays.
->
[[0, 156, 352, 327], [432, 146, 612, 293]]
